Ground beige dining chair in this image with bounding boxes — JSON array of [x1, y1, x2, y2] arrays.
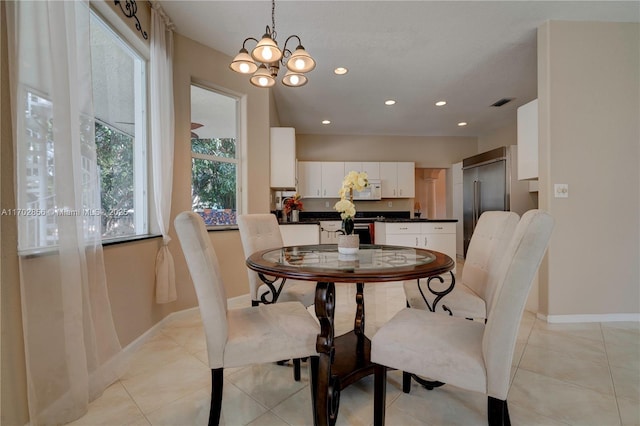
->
[[371, 210, 554, 426], [403, 211, 520, 320], [174, 212, 319, 426], [237, 213, 317, 380]]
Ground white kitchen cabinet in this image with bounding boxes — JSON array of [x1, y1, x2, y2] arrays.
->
[[375, 221, 456, 272], [451, 161, 464, 257], [321, 162, 345, 198], [397, 162, 415, 197], [270, 127, 297, 188], [279, 224, 320, 246], [298, 161, 321, 197], [380, 162, 415, 198], [517, 99, 538, 180], [297, 161, 345, 198], [344, 162, 380, 179], [379, 163, 398, 198], [421, 223, 456, 273]]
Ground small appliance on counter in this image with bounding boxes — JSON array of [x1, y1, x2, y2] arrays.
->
[[274, 190, 297, 222]]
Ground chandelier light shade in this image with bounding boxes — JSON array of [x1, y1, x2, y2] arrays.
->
[[282, 70, 308, 87], [252, 33, 282, 63], [286, 46, 316, 73], [229, 0, 315, 88], [230, 48, 259, 74], [250, 64, 277, 88]]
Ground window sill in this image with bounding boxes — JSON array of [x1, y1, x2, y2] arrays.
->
[[102, 233, 162, 247], [19, 234, 163, 258], [206, 225, 239, 232]]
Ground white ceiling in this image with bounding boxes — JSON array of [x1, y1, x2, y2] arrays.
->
[[160, 1, 639, 138]]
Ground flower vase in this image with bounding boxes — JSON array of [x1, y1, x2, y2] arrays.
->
[[338, 234, 359, 254], [290, 210, 299, 222]]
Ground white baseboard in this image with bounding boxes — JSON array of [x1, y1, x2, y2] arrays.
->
[[121, 294, 252, 357], [537, 312, 640, 323], [121, 306, 200, 358]]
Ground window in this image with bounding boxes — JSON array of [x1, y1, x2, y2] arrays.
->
[[190, 85, 241, 226], [91, 11, 148, 240], [17, 11, 148, 251]]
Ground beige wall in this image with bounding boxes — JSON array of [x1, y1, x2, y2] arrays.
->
[[538, 21, 640, 317], [170, 32, 271, 303], [297, 134, 477, 168], [478, 121, 518, 153]]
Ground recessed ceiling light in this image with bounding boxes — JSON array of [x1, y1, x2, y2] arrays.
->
[[322, 120, 331, 125], [435, 101, 447, 106], [334, 67, 348, 75], [458, 122, 468, 127], [384, 100, 396, 106]]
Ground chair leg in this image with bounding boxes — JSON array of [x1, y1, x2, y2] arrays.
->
[[402, 371, 412, 393], [488, 396, 511, 426], [309, 356, 319, 426], [293, 358, 301, 381], [209, 368, 223, 426], [374, 364, 387, 426]]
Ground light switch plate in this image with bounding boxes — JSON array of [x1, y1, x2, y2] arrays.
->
[[554, 184, 569, 198]]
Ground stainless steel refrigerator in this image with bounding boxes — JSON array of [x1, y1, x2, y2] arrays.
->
[[462, 146, 536, 256]]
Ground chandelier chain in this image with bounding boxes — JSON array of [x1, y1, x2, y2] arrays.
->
[[271, 0, 276, 39]]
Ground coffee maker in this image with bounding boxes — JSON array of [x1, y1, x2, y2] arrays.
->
[[274, 190, 296, 222]]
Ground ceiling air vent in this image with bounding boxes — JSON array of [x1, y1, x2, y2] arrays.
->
[[490, 98, 514, 107]]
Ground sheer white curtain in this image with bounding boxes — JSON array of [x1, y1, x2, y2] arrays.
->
[[150, 2, 176, 304], [7, 1, 124, 424]]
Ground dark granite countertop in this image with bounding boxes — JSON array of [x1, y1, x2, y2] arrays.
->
[[378, 218, 458, 223], [277, 217, 458, 225]]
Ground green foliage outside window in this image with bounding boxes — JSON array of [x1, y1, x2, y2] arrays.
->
[[95, 121, 135, 237], [191, 138, 237, 225]]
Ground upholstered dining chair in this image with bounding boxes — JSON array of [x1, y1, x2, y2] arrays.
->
[[403, 211, 520, 320], [371, 210, 554, 426], [237, 213, 317, 380], [174, 212, 319, 426]]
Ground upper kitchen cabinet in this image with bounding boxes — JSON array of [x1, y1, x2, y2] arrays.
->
[[517, 99, 538, 180], [380, 162, 415, 198], [270, 127, 296, 188], [344, 162, 380, 179], [298, 161, 345, 198]]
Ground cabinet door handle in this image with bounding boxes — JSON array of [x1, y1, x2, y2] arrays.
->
[[424, 236, 428, 246], [415, 237, 419, 247], [400, 227, 408, 230], [317, 189, 320, 196], [435, 226, 443, 230]]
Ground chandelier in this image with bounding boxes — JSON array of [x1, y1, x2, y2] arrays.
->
[[229, 0, 316, 88]]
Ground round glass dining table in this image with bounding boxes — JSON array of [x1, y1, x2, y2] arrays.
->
[[246, 244, 455, 426]]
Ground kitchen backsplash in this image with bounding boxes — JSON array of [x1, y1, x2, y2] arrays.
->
[[300, 198, 413, 213]]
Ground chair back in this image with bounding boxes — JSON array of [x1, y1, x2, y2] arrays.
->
[[237, 214, 284, 301], [174, 211, 229, 369], [482, 210, 554, 400], [463, 211, 520, 305]]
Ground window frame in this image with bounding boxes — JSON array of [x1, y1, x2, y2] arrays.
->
[[190, 82, 243, 229], [16, 8, 152, 255], [90, 8, 150, 242]]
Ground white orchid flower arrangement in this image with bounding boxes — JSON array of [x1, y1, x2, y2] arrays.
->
[[333, 171, 369, 235]]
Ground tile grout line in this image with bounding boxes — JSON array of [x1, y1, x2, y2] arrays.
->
[[600, 322, 625, 426]]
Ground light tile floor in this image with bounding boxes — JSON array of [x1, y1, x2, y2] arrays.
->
[[69, 281, 640, 426]]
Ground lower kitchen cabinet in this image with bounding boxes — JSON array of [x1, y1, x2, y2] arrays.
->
[[279, 224, 320, 246], [374, 221, 456, 273]]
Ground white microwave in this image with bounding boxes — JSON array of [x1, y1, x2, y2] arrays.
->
[[352, 179, 382, 200]]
